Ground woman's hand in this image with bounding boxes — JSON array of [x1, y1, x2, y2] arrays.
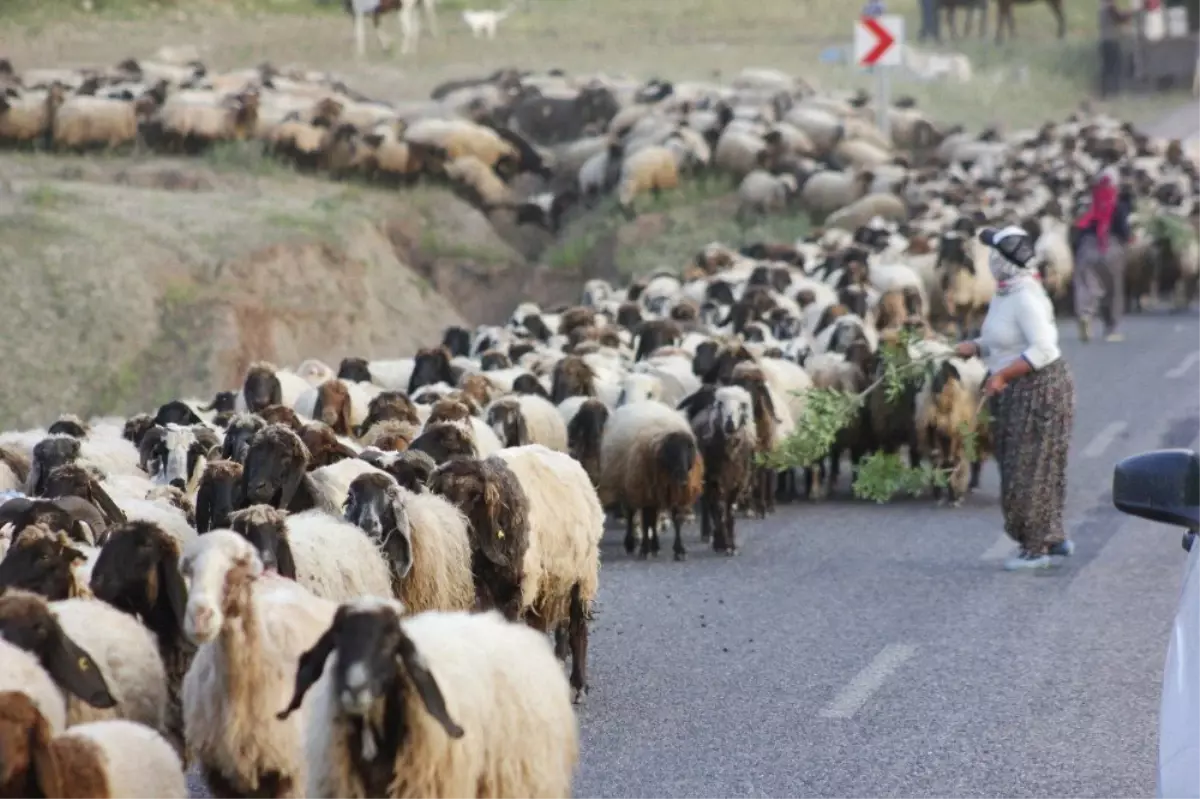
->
[[954, 341, 979, 358], [984, 374, 1008, 396]]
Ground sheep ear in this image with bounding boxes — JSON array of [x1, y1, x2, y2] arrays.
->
[[45, 631, 117, 709], [195, 479, 213, 533], [761, 387, 780, 424], [274, 534, 298, 580], [187, 453, 208, 496], [384, 496, 413, 580], [277, 621, 338, 720], [676, 389, 708, 417], [88, 479, 127, 526], [26, 458, 42, 496], [159, 549, 190, 634], [395, 634, 464, 739]]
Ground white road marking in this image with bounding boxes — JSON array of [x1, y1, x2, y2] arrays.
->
[[981, 534, 1015, 560], [1165, 352, 1200, 380], [819, 643, 918, 720], [1081, 421, 1128, 459]]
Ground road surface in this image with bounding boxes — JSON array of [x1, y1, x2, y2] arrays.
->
[[184, 311, 1199, 798]]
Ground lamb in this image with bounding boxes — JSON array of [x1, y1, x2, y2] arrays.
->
[[914, 356, 990, 505], [180, 529, 337, 799], [485, 394, 570, 451], [89, 520, 193, 763], [0, 691, 187, 798], [276, 603, 578, 799], [228, 505, 394, 602], [0, 589, 171, 742], [678, 385, 757, 553], [428, 445, 602, 701], [598, 400, 704, 560], [344, 472, 474, 613]]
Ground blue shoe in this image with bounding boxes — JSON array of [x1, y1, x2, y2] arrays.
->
[[1047, 540, 1075, 557], [1004, 551, 1052, 571]]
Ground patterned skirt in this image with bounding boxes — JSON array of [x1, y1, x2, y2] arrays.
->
[[988, 359, 1076, 554]]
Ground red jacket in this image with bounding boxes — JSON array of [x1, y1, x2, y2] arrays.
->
[[1075, 175, 1118, 253]]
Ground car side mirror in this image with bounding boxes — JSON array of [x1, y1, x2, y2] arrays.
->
[[1112, 449, 1200, 531]]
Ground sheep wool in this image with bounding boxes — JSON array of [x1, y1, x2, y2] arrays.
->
[[0, 639, 68, 733]]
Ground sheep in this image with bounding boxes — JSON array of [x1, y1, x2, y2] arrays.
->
[[143, 423, 209, 493], [680, 385, 758, 552], [195, 459, 243, 533], [0, 524, 96, 600], [825, 193, 909, 231], [428, 445, 602, 700], [616, 143, 683, 214], [344, 472, 474, 613], [241, 423, 311, 511], [0, 84, 66, 145], [88, 519, 193, 762], [228, 505, 394, 602], [356, 390, 422, 436], [408, 422, 480, 465], [599, 400, 704, 560], [0, 589, 171, 743], [180, 529, 337, 799], [0, 639, 70, 734], [0, 491, 110, 547], [562, 397, 609, 489], [484, 394, 569, 451], [915, 356, 990, 505], [728, 362, 794, 515], [238, 362, 311, 415], [799, 170, 874, 220], [737, 169, 798, 218], [51, 94, 140, 151], [937, 231, 995, 338], [408, 347, 456, 395], [804, 344, 874, 495], [154, 88, 259, 152], [357, 448, 438, 493], [0, 691, 187, 798], [276, 603, 578, 799], [360, 419, 420, 452], [305, 458, 391, 515], [299, 422, 360, 469]]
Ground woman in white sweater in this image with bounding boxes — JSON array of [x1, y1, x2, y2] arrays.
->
[[955, 226, 1077, 571]]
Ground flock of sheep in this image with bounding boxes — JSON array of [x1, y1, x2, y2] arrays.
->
[[2, 47, 1200, 799]]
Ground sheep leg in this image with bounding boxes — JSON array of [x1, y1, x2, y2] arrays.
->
[[568, 583, 589, 703], [554, 625, 569, 661], [639, 507, 657, 558], [623, 508, 637, 555], [700, 486, 714, 544], [722, 491, 739, 555], [354, 12, 367, 56], [671, 508, 687, 561], [422, 0, 440, 39], [968, 459, 983, 491]]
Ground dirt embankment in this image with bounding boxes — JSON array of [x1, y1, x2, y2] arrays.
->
[[0, 154, 599, 429]]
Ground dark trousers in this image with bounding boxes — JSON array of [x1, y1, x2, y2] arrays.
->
[[1099, 40, 1122, 96], [918, 0, 940, 40]]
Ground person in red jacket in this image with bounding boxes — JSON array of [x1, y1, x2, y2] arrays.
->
[[1073, 167, 1126, 342]]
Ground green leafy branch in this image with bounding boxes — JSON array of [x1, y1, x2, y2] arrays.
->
[[758, 330, 991, 503]]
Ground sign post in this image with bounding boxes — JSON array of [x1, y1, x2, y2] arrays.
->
[[854, 14, 904, 141]]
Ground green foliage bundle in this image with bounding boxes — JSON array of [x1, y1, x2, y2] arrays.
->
[[760, 329, 990, 503]]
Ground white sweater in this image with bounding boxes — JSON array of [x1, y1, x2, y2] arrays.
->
[[973, 277, 1062, 373]]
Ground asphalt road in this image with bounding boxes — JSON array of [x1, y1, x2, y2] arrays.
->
[[183, 311, 1199, 799]]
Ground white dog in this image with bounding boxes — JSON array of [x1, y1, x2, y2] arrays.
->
[[461, 5, 514, 39]]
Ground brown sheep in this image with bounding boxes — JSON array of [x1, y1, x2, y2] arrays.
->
[[299, 421, 357, 470], [0, 84, 66, 145], [355, 390, 421, 436], [729, 362, 780, 518], [425, 398, 474, 426], [550, 355, 597, 404], [311, 379, 353, 437], [0, 445, 30, 490], [0, 525, 90, 600], [258, 403, 304, 432], [457, 373, 497, 410], [360, 419, 419, 452], [633, 318, 682, 362], [557, 306, 596, 337], [0, 690, 185, 798], [38, 463, 127, 530], [408, 423, 478, 466], [426, 456, 531, 621], [89, 520, 192, 759], [194, 459, 242, 533]]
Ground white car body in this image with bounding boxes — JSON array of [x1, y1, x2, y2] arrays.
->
[[1159, 534, 1199, 799]]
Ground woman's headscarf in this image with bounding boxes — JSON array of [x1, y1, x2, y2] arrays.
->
[[979, 226, 1039, 290], [1074, 169, 1119, 253]]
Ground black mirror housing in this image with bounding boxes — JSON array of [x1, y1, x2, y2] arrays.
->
[[1112, 449, 1200, 531]]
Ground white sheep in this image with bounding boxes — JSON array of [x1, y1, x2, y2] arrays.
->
[[228, 506, 394, 603], [181, 530, 337, 799], [484, 394, 569, 451], [278, 603, 578, 799], [0, 639, 68, 733]]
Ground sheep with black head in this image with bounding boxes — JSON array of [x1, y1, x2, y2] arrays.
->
[[194, 460, 242, 533], [241, 424, 311, 510], [356, 391, 421, 438], [89, 519, 192, 752], [241, 362, 283, 413], [122, 414, 157, 449], [47, 413, 90, 439], [408, 423, 479, 466], [336, 356, 373, 384], [40, 462, 127, 530], [344, 472, 473, 613], [358, 449, 437, 493], [276, 603, 578, 799], [0, 524, 95, 601], [408, 347, 455, 395], [26, 434, 82, 497], [220, 412, 265, 463]]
